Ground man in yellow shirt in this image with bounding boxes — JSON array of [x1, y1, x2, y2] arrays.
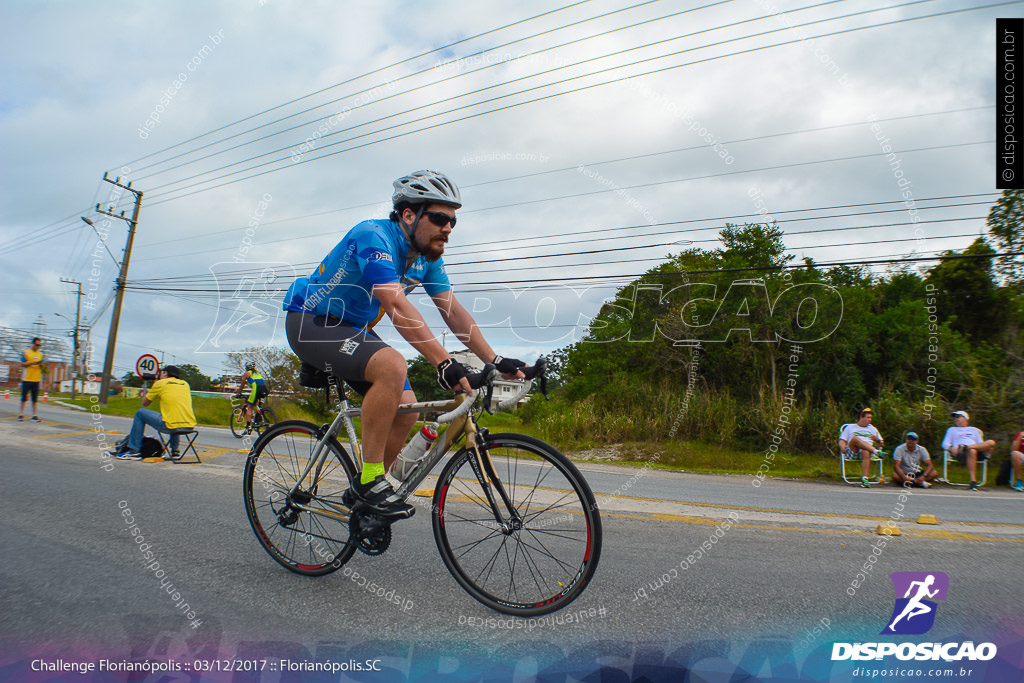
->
[[109, 365, 196, 460], [19, 337, 43, 422]]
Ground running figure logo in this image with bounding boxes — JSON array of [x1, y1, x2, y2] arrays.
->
[[881, 571, 949, 635]]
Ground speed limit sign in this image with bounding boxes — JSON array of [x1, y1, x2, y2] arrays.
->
[[136, 354, 161, 379]]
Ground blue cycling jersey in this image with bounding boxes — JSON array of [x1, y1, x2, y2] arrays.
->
[[282, 219, 452, 328]]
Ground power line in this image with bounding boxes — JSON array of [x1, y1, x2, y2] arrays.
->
[[114, 0, 604, 170], [143, 0, 1002, 204], [133, 107, 993, 253], [132, 137, 993, 265], [128, 0, 682, 179], [131, 0, 913, 186]]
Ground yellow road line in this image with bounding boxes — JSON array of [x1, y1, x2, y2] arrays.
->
[[30, 430, 97, 440], [595, 492, 1024, 529]]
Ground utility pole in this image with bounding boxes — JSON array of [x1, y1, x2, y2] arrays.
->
[[91, 173, 143, 406], [59, 278, 83, 400]]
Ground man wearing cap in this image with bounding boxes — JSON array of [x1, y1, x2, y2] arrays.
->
[[891, 432, 936, 488], [107, 365, 196, 460], [941, 411, 996, 491], [839, 408, 885, 488]]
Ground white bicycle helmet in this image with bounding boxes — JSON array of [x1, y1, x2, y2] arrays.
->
[[392, 170, 462, 209]]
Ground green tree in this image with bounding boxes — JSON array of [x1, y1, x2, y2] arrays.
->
[[176, 363, 212, 390], [987, 189, 1024, 284], [407, 355, 448, 401], [121, 372, 144, 388], [225, 346, 300, 393], [926, 238, 1004, 342]]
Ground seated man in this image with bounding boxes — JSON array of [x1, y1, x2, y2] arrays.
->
[[891, 432, 937, 488], [1010, 422, 1023, 492], [839, 408, 885, 488], [108, 365, 196, 460], [941, 410, 996, 491]]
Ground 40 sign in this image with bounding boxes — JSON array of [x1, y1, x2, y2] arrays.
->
[[136, 354, 161, 379]]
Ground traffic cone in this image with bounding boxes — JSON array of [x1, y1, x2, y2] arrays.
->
[[43, 392, 49, 402], [3, 388, 8, 399]]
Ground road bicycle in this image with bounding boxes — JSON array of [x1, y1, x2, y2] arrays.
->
[[242, 361, 602, 616], [231, 396, 276, 438]]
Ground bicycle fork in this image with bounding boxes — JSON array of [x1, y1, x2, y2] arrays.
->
[[464, 419, 523, 534]]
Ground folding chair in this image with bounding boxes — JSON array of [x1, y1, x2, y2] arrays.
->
[[939, 447, 987, 487], [158, 427, 201, 463], [839, 423, 885, 485]]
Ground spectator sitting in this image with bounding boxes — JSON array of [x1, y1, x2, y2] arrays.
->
[[839, 407, 885, 488], [941, 410, 996, 492], [1010, 422, 1023, 492], [108, 365, 196, 460], [891, 432, 937, 488]]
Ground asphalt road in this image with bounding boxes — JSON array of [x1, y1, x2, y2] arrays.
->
[[1, 401, 1021, 681]]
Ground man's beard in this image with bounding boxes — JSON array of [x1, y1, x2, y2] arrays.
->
[[415, 230, 446, 262]]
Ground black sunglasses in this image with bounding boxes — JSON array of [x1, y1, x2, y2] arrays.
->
[[424, 211, 456, 229]]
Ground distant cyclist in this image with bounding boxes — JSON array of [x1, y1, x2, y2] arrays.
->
[[236, 362, 268, 427], [282, 170, 526, 520]]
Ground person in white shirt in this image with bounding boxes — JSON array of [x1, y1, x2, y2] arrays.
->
[[941, 410, 996, 491], [839, 408, 884, 488], [891, 432, 937, 488]]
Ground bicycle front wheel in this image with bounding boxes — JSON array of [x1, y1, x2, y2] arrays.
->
[[243, 420, 359, 576], [432, 433, 601, 616], [230, 407, 247, 439]]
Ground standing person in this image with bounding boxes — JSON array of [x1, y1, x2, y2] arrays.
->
[[941, 410, 996, 491], [235, 361, 268, 428], [1009, 421, 1023, 492], [282, 170, 527, 519], [108, 365, 196, 460], [891, 432, 937, 488], [839, 408, 885, 488], [18, 337, 43, 422]]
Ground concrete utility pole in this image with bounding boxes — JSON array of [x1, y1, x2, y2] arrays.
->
[[58, 278, 82, 399], [88, 173, 143, 405]]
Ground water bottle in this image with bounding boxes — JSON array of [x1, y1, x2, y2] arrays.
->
[[392, 422, 438, 481]]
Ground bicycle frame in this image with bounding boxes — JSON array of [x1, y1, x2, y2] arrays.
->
[[278, 387, 520, 527]]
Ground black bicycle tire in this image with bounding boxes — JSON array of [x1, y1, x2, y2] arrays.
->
[[431, 432, 602, 616], [243, 420, 359, 576], [230, 406, 247, 439], [257, 407, 277, 433]]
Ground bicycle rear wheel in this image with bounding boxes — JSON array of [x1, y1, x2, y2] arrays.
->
[[432, 433, 601, 616], [243, 420, 358, 576], [256, 406, 277, 434], [230, 407, 247, 439]]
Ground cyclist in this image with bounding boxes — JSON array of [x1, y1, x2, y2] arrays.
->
[[282, 170, 526, 519], [235, 361, 268, 429]]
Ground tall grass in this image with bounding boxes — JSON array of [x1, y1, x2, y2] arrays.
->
[[521, 377, 1011, 460]]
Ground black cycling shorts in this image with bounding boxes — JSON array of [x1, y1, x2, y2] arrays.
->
[[285, 311, 409, 396]]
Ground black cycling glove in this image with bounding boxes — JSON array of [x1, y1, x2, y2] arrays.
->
[[493, 355, 526, 375], [437, 358, 468, 391]]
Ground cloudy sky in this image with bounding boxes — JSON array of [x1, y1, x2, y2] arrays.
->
[[0, 0, 1012, 379]]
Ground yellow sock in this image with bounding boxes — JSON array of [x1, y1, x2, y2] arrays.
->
[[361, 462, 385, 485]]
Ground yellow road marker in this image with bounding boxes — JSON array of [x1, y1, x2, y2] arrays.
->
[[917, 514, 939, 525]]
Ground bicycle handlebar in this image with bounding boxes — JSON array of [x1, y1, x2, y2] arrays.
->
[[434, 358, 546, 421]]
